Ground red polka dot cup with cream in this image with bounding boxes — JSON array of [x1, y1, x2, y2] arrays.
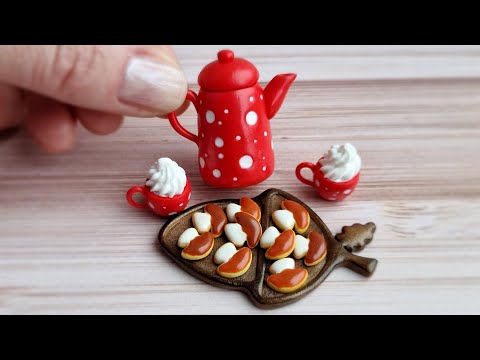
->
[[126, 158, 192, 217], [167, 49, 296, 188], [296, 144, 361, 201]]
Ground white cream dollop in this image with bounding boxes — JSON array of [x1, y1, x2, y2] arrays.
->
[[319, 143, 361, 182], [146, 158, 187, 198]]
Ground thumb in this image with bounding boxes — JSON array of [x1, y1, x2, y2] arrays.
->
[[0, 45, 188, 117]]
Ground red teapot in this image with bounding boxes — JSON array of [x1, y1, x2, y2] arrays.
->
[[168, 49, 296, 188]]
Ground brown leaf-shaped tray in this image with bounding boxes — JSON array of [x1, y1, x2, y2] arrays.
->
[[158, 188, 377, 309]]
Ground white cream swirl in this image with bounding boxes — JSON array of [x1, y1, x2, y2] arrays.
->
[[146, 158, 187, 198], [319, 143, 361, 182]]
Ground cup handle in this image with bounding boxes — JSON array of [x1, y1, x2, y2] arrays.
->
[[126, 186, 149, 209], [295, 162, 317, 187], [167, 90, 199, 145]]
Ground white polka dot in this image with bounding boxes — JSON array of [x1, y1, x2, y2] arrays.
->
[[199, 157, 205, 168], [246, 111, 258, 125], [213, 169, 221, 178], [264, 131, 268, 137], [260, 94, 264, 100], [239, 155, 253, 169], [215, 137, 224, 148], [218, 153, 224, 159], [236, 135, 241, 141], [233, 177, 238, 182], [315, 180, 320, 187], [205, 153, 208, 158], [249, 96, 254, 102], [199, 100, 203, 105], [262, 156, 266, 160], [179, 203, 184, 207], [324, 187, 329, 191], [224, 109, 229, 114], [218, 121, 223, 126], [206, 110, 215, 124], [148, 202, 155, 209], [254, 139, 258, 144], [163, 206, 167, 210], [262, 166, 267, 171], [188, 193, 191, 200], [201, 133, 205, 138], [169, 212, 177, 216], [344, 189, 352, 195]]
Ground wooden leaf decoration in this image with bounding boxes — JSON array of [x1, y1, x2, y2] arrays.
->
[[335, 222, 376, 252]]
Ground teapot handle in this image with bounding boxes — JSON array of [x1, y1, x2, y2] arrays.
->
[[167, 90, 199, 145]]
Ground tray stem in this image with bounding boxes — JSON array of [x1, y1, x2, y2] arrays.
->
[[342, 251, 378, 277]]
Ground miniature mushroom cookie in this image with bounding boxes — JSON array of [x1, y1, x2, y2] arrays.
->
[[177, 228, 215, 261], [300, 231, 327, 267], [271, 200, 310, 234], [226, 197, 261, 222], [281, 200, 310, 234], [214, 242, 253, 278], [266, 258, 308, 294], [260, 227, 296, 260], [271, 210, 295, 231], [192, 203, 227, 238], [224, 212, 262, 248]]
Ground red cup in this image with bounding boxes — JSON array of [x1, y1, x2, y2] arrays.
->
[[126, 179, 191, 217], [295, 161, 360, 201]]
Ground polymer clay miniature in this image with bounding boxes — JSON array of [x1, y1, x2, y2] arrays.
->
[[126, 158, 191, 217], [167, 49, 296, 189], [260, 228, 296, 260], [272, 200, 310, 234], [266, 258, 308, 294], [192, 203, 227, 238], [335, 222, 376, 252], [214, 243, 253, 278], [293, 231, 327, 267], [159, 189, 378, 309], [296, 143, 361, 201], [304, 232, 327, 266], [224, 212, 262, 248], [226, 197, 261, 222], [177, 228, 214, 261]]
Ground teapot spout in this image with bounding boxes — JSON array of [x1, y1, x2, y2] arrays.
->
[[263, 73, 297, 119]]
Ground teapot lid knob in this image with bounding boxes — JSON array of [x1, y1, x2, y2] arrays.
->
[[198, 49, 259, 91], [218, 50, 234, 63]]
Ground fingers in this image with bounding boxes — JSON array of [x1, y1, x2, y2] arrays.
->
[[158, 98, 191, 119], [24, 98, 123, 153], [24, 95, 77, 153], [75, 108, 123, 135], [0, 84, 25, 131], [0, 45, 188, 118]]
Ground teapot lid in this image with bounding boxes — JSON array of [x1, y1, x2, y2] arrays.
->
[[198, 50, 259, 92]]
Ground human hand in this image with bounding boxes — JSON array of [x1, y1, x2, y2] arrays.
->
[[0, 45, 188, 153]]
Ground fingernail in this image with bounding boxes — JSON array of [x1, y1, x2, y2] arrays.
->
[[118, 57, 187, 115]]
